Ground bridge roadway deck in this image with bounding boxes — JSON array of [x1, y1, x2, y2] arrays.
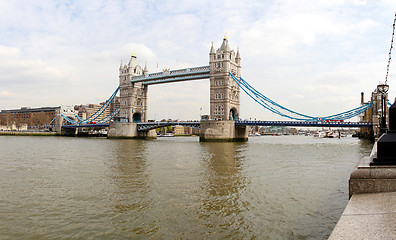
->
[[62, 123, 110, 128], [61, 121, 372, 130], [137, 121, 201, 131]]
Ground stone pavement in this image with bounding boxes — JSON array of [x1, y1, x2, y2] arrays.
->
[[329, 191, 396, 240]]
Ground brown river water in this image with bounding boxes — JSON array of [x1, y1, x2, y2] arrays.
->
[[0, 135, 372, 239]]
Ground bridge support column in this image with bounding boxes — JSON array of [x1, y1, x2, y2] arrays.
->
[[108, 122, 157, 139], [54, 109, 77, 136], [199, 120, 248, 142], [55, 109, 62, 135]]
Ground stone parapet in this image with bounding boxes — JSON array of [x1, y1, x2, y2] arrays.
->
[[349, 143, 396, 198]]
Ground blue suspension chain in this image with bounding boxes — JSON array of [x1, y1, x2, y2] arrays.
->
[[385, 12, 396, 85], [229, 72, 373, 121], [62, 87, 120, 125]]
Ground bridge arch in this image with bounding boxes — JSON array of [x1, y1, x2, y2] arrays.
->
[[133, 112, 142, 123], [229, 107, 238, 121]]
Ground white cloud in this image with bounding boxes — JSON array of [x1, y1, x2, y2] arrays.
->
[[0, 0, 394, 121]]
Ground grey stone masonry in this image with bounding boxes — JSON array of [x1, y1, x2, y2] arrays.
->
[[199, 120, 248, 142], [118, 54, 148, 123], [209, 36, 241, 121], [349, 143, 396, 197], [107, 122, 156, 139]]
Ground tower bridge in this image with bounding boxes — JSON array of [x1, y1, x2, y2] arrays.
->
[[56, 35, 378, 141], [107, 36, 247, 141]]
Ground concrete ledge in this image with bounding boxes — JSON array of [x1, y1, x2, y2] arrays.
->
[[331, 143, 396, 239], [349, 156, 396, 198], [329, 192, 396, 240], [0, 131, 57, 136]]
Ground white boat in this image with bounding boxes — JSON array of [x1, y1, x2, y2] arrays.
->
[[325, 131, 340, 138], [158, 133, 174, 137], [313, 131, 326, 138]]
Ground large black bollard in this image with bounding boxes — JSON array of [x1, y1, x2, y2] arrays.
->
[[371, 102, 396, 165]]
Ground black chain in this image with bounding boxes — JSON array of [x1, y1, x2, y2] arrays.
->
[[385, 12, 396, 85]]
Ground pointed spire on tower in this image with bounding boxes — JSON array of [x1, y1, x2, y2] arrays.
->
[[129, 52, 138, 67], [220, 34, 230, 52], [225, 40, 230, 52], [144, 62, 148, 74], [220, 38, 227, 51], [236, 47, 241, 65], [210, 42, 215, 54], [119, 60, 123, 69]]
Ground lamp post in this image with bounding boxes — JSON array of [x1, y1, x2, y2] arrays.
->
[[377, 83, 389, 135], [371, 84, 395, 166]]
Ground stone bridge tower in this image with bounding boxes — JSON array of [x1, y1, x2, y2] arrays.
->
[[209, 36, 241, 120], [200, 36, 248, 142], [360, 85, 389, 139], [118, 54, 148, 123]]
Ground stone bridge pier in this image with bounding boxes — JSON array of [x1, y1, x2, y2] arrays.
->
[[199, 120, 248, 142], [107, 122, 156, 139]]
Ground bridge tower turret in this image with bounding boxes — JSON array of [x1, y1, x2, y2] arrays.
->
[[118, 53, 148, 123], [209, 35, 241, 121]]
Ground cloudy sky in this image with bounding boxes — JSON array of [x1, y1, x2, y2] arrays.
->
[[0, 0, 395, 121]]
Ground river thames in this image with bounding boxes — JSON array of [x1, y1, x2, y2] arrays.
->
[[0, 135, 372, 239]]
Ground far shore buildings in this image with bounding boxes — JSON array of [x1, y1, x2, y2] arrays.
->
[[0, 96, 200, 135], [75, 96, 120, 123], [0, 106, 58, 131], [0, 96, 121, 130]]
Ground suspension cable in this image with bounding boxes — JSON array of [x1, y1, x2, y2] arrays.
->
[[229, 72, 373, 121], [385, 12, 396, 85]]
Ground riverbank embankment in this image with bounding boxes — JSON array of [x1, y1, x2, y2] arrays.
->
[[329, 143, 396, 239], [0, 131, 57, 136]]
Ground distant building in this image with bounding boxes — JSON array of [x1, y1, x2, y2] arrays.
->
[[0, 106, 58, 129], [74, 96, 120, 123], [109, 96, 120, 114], [174, 125, 192, 135], [360, 89, 387, 139], [0, 95, 120, 130], [75, 103, 109, 122], [173, 125, 200, 135], [0, 123, 28, 131]]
